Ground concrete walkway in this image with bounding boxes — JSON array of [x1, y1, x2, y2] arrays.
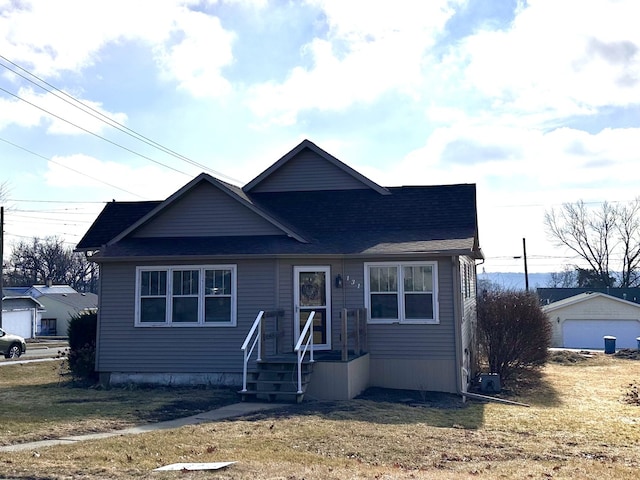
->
[[0, 402, 285, 453]]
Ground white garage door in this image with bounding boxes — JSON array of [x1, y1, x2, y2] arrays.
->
[[563, 319, 640, 349], [2, 310, 33, 338]]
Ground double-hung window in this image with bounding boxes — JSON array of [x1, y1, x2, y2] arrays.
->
[[365, 261, 438, 324], [136, 265, 236, 326]]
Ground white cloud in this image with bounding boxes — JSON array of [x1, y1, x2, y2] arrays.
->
[[385, 124, 640, 204], [246, 0, 461, 124], [153, 9, 235, 98], [455, 0, 640, 120], [45, 154, 188, 201], [0, 90, 43, 129], [0, 87, 127, 135], [0, 0, 236, 98]]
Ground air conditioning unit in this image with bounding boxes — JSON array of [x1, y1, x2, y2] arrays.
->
[[479, 373, 501, 393]]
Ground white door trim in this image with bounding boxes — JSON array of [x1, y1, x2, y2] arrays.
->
[[294, 266, 331, 350]]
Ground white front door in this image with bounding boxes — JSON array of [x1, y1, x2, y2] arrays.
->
[[294, 266, 331, 350]]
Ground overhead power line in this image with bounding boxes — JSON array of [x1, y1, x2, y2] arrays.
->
[[0, 85, 195, 177], [7, 199, 106, 204], [4, 231, 80, 244], [0, 136, 145, 199], [0, 54, 242, 184]]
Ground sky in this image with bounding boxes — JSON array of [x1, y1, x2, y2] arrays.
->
[[0, 0, 639, 274]]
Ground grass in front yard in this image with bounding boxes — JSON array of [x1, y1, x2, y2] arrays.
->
[[1, 354, 639, 479], [0, 360, 238, 446]]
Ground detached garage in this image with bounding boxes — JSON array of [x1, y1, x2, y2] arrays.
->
[[1, 296, 45, 339], [543, 292, 640, 350]]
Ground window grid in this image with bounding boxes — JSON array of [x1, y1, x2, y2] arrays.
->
[[204, 269, 233, 323], [136, 266, 236, 327], [366, 262, 438, 324]]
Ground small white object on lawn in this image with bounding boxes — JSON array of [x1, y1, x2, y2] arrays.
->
[[154, 462, 236, 471]]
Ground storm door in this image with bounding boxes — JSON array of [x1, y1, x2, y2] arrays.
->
[[294, 266, 331, 351]]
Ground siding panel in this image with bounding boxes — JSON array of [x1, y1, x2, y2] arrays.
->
[[364, 258, 456, 361], [251, 150, 368, 192], [98, 259, 278, 374], [133, 182, 283, 238], [98, 255, 462, 381]]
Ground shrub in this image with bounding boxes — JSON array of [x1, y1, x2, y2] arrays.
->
[[477, 289, 551, 380], [67, 312, 98, 382]]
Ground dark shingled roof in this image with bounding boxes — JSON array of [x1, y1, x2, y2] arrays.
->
[[77, 183, 480, 259], [250, 186, 477, 238], [76, 201, 160, 250], [537, 288, 640, 305]]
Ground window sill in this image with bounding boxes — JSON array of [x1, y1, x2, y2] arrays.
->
[[367, 319, 439, 325], [135, 323, 236, 328]]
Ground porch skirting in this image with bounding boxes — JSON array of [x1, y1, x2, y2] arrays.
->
[[305, 353, 370, 400], [369, 358, 457, 394], [105, 372, 242, 387]]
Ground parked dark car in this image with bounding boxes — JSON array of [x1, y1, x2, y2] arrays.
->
[[0, 328, 26, 359]]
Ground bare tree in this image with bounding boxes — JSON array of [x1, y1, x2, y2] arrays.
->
[[546, 266, 578, 288], [4, 236, 98, 293], [616, 198, 640, 288], [545, 200, 640, 287]]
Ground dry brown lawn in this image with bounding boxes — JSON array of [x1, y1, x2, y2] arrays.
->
[[1, 353, 639, 479]]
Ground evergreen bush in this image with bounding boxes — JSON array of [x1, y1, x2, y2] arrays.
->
[[67, 312, 98, 382]]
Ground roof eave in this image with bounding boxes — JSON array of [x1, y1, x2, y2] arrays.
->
[[87, 247, 480, 263]]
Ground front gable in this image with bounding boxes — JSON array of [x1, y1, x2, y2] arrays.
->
[[543, 292, 640, 316], [110, 174, 307, 244], [132, 181, 285, 238], [244, 139, 390, 194]]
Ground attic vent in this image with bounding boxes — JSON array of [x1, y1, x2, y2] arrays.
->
[[62, 293, 67, 297]]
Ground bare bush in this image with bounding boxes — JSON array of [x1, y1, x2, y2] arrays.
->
[[477, 289, 551, 380]]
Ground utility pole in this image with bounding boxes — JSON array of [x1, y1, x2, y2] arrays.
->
[[522, 237, 529, 291], [513, 237, 530, 291]]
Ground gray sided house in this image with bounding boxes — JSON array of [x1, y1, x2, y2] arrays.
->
[[76, 140, 483, 400], [26, 285, 98, 336]]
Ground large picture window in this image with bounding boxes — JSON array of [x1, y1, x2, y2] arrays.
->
[[365, 262, 438, 324], [135, 265, 236, 326]]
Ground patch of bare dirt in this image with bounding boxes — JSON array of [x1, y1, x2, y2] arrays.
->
[[548, 350, 595, 365], [614, 349, 640, 360], [354, 387, 466, 409], [622, 381, 640, 405]]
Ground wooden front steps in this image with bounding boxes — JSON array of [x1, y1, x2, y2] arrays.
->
[[240, 357, 314, 404]]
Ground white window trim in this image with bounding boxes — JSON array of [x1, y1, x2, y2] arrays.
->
[[364, 261, 439, 325], [135, 265, 237, 327]]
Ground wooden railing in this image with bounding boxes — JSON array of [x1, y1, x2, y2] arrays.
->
[[261, 309, 285, 354], [341, 308, 368, 361], [293, 311, 315, 394]]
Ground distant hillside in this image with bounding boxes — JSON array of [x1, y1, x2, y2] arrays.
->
[[478, 272, 552, 291]]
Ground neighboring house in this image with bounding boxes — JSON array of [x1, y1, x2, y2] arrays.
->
[[1, 293, 45, 339], [76, 140, 483, 399], [542, 292, 640, 349], [2, 286, 31, 296], [18, 284, 98, 336], [538, 287, 640, 306]]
